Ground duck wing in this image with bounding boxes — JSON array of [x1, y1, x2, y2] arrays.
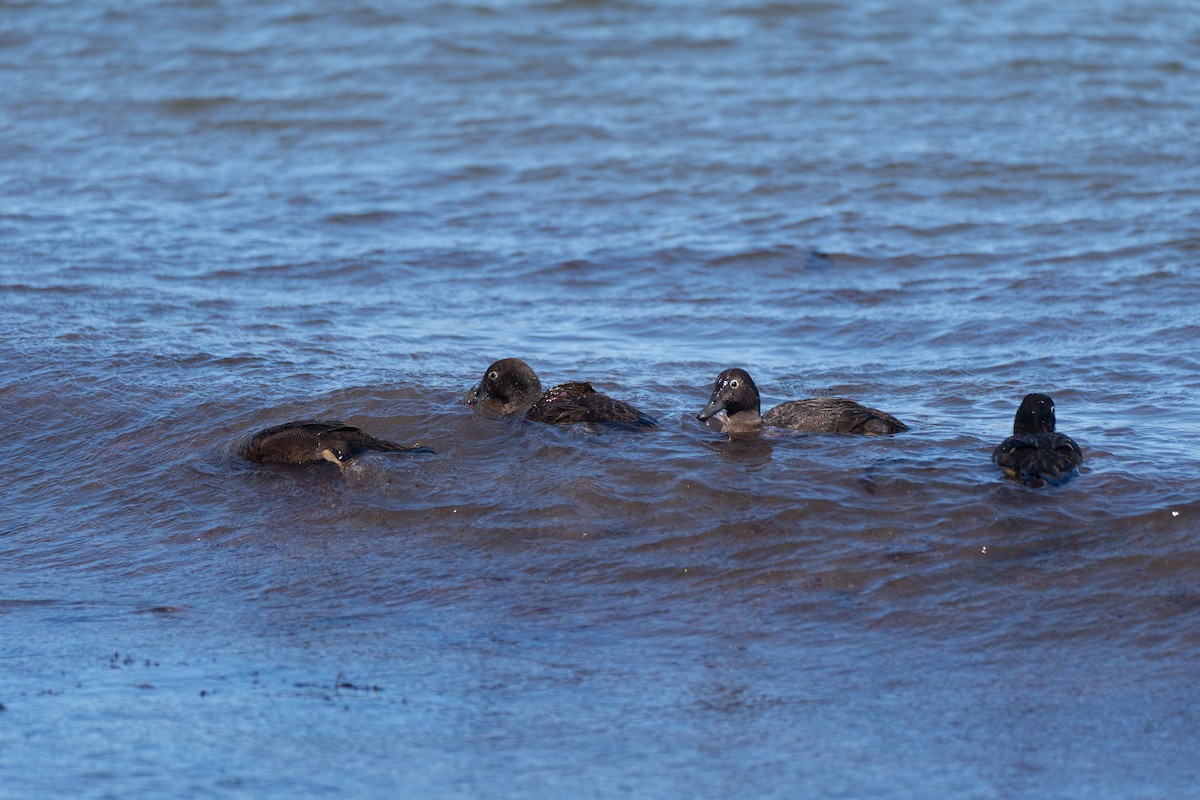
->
[[992, 432, 1082, 486], [763, 398, 907, 435], [526, 384, 657, 428]]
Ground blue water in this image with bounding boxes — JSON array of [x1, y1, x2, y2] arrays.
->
[[3, 0, 1200, 797]]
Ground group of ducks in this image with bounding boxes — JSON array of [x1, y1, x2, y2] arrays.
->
[[241, 358, 1085, 487]]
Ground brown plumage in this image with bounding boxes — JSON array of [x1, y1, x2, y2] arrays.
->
[[697, 368, 907, 435], [992, 393, 1083, 487], [525, 381, 657, 427], [240, 420, 433, 469], [466, 359, 656, 428]]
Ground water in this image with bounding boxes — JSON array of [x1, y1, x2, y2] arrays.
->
[[3, 0, 1200, 796]]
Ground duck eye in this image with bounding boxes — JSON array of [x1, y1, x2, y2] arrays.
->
[[488, 371, 498, 380], [729, 380, 739, 388]]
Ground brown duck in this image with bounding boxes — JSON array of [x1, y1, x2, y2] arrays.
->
[[992, 393, 1083, 486], [241, 420, 433, 469], [697, 368, 907, 435], [466, 358, 656, 428]]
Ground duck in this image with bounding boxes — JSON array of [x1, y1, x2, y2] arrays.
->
[[697, 368, 907, 435], [992, 393, 1083, 486], [465, 358, 656, 428], [240, 420, 433, 469]]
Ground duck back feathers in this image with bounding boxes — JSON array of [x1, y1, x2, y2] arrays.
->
[[763, 397, 908, 435], [526, 381, 657, 427]]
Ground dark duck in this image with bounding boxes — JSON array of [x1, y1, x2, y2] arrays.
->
[[240, 420, 433, 470], [992, 393, 1083, 486], [465, 358, 656, 428], [697, 368, 907, 435]]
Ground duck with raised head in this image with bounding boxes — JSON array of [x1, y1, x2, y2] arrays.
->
[[466, 358, 656, 428], [992, 393, 1083, 487], [240, 420, 433, 469], [697, 368, 907, 435]]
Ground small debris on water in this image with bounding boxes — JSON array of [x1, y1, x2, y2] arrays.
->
[[334, 672, 384, 695], [337, 681, 383, 693]]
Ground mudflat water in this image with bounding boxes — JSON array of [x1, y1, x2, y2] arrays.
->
[[3, 1, 1200, 796]]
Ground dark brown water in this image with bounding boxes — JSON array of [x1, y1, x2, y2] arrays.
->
[[3, 0, 1200, 796]]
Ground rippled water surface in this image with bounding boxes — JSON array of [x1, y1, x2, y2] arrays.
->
[[3, 0, 1200, 797]]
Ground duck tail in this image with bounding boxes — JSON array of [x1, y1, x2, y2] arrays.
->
[[1019, 450, 1079, 487]]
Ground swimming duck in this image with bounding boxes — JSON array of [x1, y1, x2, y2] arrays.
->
[[240, 420, 433, 469], [992, 393, 1083, 486], [697, 368, 907, 435], [466, 358, 656, 428]]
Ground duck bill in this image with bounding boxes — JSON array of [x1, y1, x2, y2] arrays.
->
[[697, 395, 726, 421], [464, 384, 483, 406]]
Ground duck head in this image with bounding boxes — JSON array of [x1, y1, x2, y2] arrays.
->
[[697, 368, 762, 422], [466, 358, 544, 413], [1012, 392, 1057, 435]]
